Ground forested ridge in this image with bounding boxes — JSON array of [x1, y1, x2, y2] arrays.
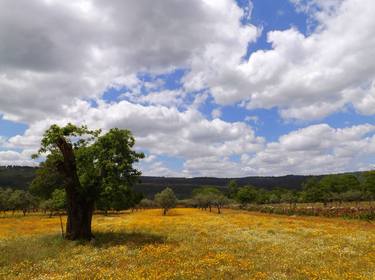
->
[[0, 165, 361, 198]]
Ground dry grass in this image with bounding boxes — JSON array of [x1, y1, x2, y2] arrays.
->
[[0, 208, 374, 279]]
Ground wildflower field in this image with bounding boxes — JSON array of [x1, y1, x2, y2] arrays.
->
[[0, 209, 374, 280]]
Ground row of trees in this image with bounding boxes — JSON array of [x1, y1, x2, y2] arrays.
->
[[190, 187, 229, 214], [0, 188, 38, 215], [3, 171, 374, 218], [0, 187, 68, 216], [227, 172, 375, 207], [137, 187, 227, 214], [0, 185, 178, 217]]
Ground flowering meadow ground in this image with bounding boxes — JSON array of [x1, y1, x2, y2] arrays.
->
[[0, 208, 374, 280]]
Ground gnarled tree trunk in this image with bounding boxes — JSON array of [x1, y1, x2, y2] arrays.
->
[[56, 137, 94, 240]]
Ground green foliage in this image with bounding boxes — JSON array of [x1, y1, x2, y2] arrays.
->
[[29, 158, 64, 200], [5, 189, 37, 215], [363, 170, 375, 198], [39, 189, 66, 216], [319, 174, 360, 194], [0, 166, 36, 190], [211, 193, 229, 214], [51, 189, 66, 210], [155, 187, 177, 215], [192, 186, 223, 211], [227, 180, 238, 199], [192, 186, 221, 196], [33, 124, 144, 212], [138, 198, 155, 209], [0, 188, 13, 212], [236, 186, 258, 205], [32, 123, 101, 157]]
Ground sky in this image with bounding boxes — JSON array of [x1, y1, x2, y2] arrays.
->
[[0, 0, 374, 177]]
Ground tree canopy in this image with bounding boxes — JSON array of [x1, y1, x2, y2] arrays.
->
[[155, 187, 177, 215]]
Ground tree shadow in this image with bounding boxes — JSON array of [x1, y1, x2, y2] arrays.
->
[[92, 231, 167, 248]]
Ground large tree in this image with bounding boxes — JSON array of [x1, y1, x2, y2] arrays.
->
[[33, 124, 144, 240]]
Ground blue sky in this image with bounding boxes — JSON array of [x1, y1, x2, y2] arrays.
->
[[0, 0, 374, 176]]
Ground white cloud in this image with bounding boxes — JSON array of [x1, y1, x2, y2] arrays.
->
[[0, 0, 258, 123], [0, 0, 374, 176], [0, 136, 6, 147], [0, 150, 37, 166], [242, 124, 375, 175], [5, 99, 265, 162], [244, 115, 260, 125], [140, 160, 181, 178], [211, 108, 222, 119], [184, 0, 375, 121]]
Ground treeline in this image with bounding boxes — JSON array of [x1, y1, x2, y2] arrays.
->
[[0, 187, 69, 216], [0, 165, 326, 198], [1, 165, 374, 219], [0, 188, 38, 215], [231, 172, 375, 206], [178, 172, 375, 220], [0, 186, 145, 216]]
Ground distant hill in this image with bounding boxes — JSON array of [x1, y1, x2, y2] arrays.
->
[[135, 175, 313, 198], [0, 166, 37, 190], [0, 166, 360, 198]]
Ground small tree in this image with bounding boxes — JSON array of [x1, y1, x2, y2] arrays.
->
[[0, 188, 7, 214], [236, 186, 258, 206], [155, 187, 177, 215], [192, 187, 222, 212], [193, 193, 211, 210], [212, 194, 229, 214], [0, 188, 13, 214], [138, 198, 155, 209], [280, 191, 298, 208], [40, 189, 66, 217], [40, 199, 54, 217], [9, 190, 36, 216]]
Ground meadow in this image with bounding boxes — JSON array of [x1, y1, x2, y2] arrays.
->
[[0, 208, 374, 280]]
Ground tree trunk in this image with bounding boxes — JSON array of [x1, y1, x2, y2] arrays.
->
[[163, 208, 167, 215], [65, 198, 94, 240], [56, 137, 94, 241], [217, 206, 221, 214]]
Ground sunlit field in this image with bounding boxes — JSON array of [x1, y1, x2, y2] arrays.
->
[[1, 208, 374, 280]]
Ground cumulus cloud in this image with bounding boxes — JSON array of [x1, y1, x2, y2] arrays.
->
[[242, 124, 375, 175], [0, 0, 257, 123], [185, 0, 375, 121], [211, 108, 222, 119], [178, 124, 375, 177], [5, 99, 265, 160], [4, 99, 375, 176], [0, 150, 37, 166], [0, 0, 374, 176]]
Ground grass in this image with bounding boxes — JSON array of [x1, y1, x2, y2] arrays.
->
[[0, 208, 374, 279]]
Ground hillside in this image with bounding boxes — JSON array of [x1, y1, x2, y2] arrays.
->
[[0, 166, 344, 198], [135, 175, 312, 198]]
